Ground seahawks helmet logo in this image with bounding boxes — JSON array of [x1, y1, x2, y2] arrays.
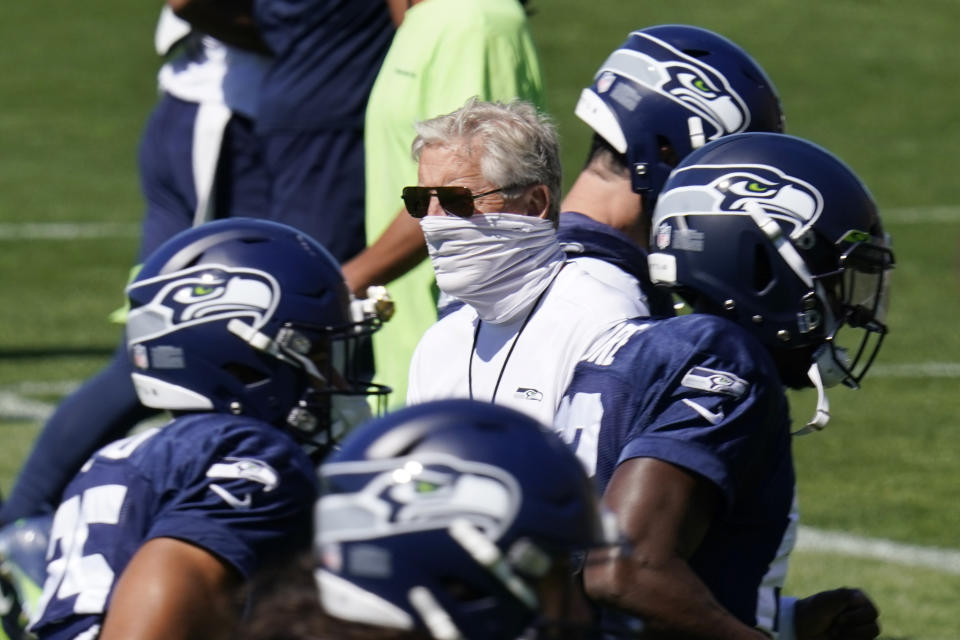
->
[[126, 264, 280, 344], [597, 32, 750, 140], [318, 453, 521, 544], [653, 163, 824, 238]]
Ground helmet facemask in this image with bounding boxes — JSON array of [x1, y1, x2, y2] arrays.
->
[[230, 317, 390, 459], [811, 238, 894, 390]]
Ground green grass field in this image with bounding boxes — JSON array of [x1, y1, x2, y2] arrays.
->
[[2, 1, 959, 637]]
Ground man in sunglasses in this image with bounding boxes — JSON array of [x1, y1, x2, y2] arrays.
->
[[343, 0, 545, 408], [404, 97, 642, 427]]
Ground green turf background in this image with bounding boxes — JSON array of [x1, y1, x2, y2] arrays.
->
[[1, 2, 958, 637]]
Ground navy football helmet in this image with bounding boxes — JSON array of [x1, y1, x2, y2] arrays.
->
[[315, 400, 606, 639], [575, 24, 784, 205], [125, 218, 390, 451], [648, 132, 894, 428]]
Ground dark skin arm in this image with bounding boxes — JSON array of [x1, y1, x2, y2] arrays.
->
[[341, 207, 427, 297], [587, 457, 882, 640], [99, 537, 241, 640], [584, 457, 769, 640], [166, 0, 269, 53]]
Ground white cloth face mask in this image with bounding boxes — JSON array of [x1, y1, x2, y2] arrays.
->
[[420, 213, 565, 324]]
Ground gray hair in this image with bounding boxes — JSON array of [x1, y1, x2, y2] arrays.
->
[[411, 97, 562, 222]]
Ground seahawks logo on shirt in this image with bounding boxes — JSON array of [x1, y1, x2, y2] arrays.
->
[[206, 457, 280, 510], [680, 366, 749, 398], [126, 264, 280, 344]]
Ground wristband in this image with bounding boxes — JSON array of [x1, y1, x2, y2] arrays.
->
[[778, 595, 797, 640]]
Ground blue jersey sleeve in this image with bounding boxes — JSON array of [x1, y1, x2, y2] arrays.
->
[[557, 314, 791, 508], [146, 415, 319, 577], [30, 416, 318, 639], [555, 314, 797, 631]]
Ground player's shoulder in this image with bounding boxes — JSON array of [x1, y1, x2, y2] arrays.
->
[[558, 210, 635, 249], [114, 414, 307, 474], [581, 313, 771, 372], [155, 412, 277, 446], [156, 415, 318, 502], [656, 313, 770, 358], [177, 413, 307, 456]]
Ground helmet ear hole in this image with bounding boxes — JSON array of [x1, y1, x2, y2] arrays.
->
[[439, 575, 491, 605], [752, 243, 775, 293], [656, 135, 679, 168], [223, 362, 270, 385]]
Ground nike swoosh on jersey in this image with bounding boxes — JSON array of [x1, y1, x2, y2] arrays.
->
[[209, 483, 252, 509], [682, 398, 725, 425]]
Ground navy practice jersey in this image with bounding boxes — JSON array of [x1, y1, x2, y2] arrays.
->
[[253, 0, 393, 132], [554, 314, 797, 635], [557, 211, 675, 318], [30, 414, 319, 640]]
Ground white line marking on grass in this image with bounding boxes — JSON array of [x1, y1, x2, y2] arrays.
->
[[871, 362, 960, 378], [3, 382, 960, 577], [0, 222, 139, 240], [0, 205, 953, 242], [5, 381, 81, 395], [0, 382, 79, 421], [0, 204, 955, 241], [797, 526, 960, 575], [0, 392, 58, 422], [883, 205, 960, 224]]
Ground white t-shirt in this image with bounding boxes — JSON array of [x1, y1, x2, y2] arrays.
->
[[407, 262, 642, 426], [568, 255, 650, 315]]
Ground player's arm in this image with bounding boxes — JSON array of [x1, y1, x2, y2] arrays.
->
[[166, 0, 268, 53], [584, 456, 769, 640], [99, 537, 242, 640], [341, 207, 427, 297]]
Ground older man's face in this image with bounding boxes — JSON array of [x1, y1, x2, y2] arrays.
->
[[417, 144, 526, 217]]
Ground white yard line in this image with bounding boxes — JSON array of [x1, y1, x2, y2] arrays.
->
[[796, 526, 960, 575], [871, 362, 960, 378], [0, 382, 80, 421], [0, 392, 61, 422], [881, 205, 960, 224], [0, 222, 139, 240], [2, 381, 959, 576], [0, 205, 957, 241]]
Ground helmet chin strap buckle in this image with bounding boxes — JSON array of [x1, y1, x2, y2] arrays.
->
[[793, 362, 830, 435], [227, 318, 327, 384]]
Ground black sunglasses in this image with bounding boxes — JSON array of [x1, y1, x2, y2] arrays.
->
[[401, 185, 512, 218]]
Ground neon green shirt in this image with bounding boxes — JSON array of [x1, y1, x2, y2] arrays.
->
[[364, 0, 545, 406]]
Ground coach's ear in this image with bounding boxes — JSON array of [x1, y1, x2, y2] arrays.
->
[[525, 184, 550, 219]]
